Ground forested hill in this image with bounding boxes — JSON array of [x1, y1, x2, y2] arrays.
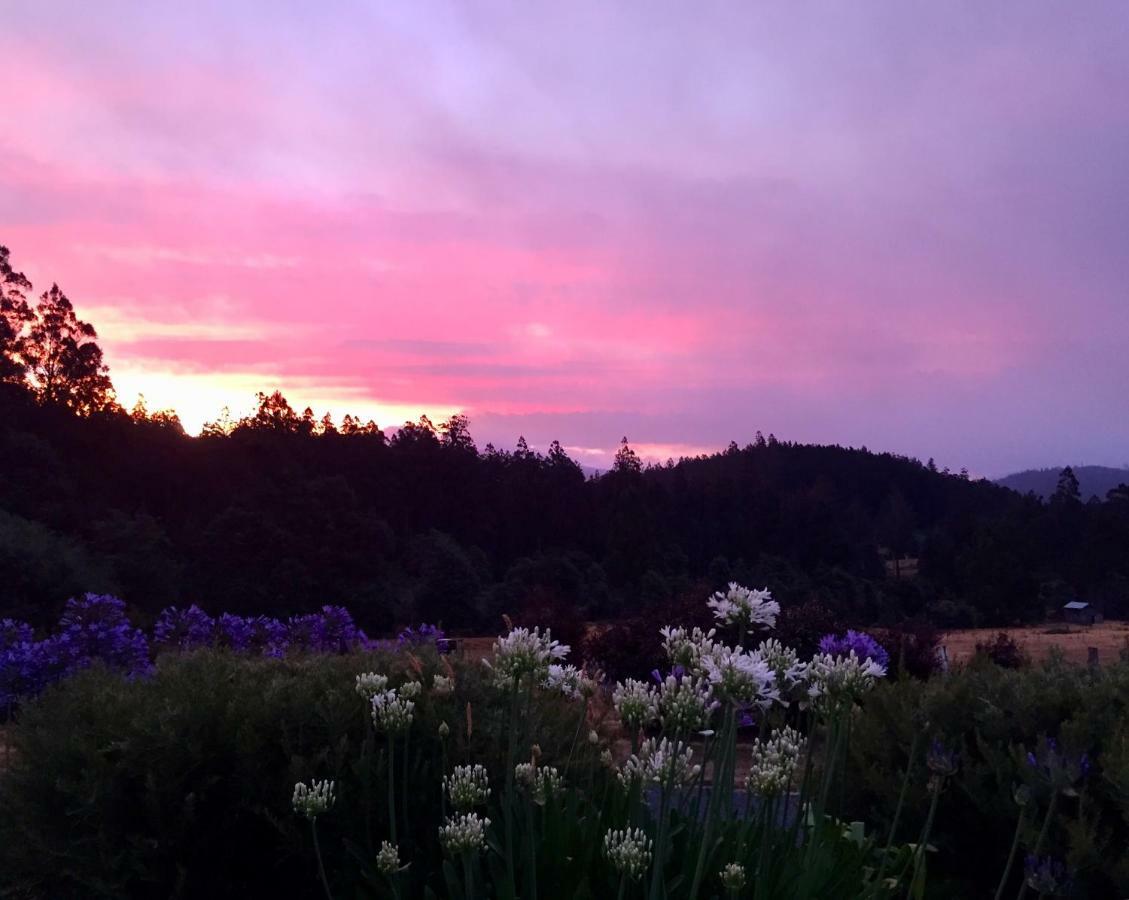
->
[[4, 383, 1129, 633], [996, 465, 1129, 502]]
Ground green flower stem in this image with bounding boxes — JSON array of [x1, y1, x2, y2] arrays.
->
[[875, 728, 922, 888], [993, 805, 1029, 900], [525, 799, 538, 900], [754, 793, 776, 899], [386, 734, 397, 845], [310, 819, 334, 900], [401, 727, 410, 844], [648, 736, 682, 900], [504, 680, 521, 894], [909, 779, 942, 890], [689, 708, 735, 900], [461, 851, 475, 900], [1016, 791, 1059, 900], [565, 696, 590, 775]]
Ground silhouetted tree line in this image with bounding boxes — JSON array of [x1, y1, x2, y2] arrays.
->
[[3, 243, 1129, 633]]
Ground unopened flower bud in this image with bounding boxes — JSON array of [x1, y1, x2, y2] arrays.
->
[[588, 730, 599, 745], [439, 721, 450, 739]]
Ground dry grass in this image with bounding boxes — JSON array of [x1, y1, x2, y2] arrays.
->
[[943, 620, 1129, 665]]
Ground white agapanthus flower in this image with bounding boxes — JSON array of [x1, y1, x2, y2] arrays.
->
[[292, 779, 335, 819], [752, 638, 808, 704], [355, 672, 389, 699], [603, 827, 652, 880], [483, 627, 570, 689], [805, 650, 886, 712], [398, 680, 423, 701], [375, 840, 403, 875], [656, 672, 713, 733], [707, 583, 780, 631], [619, 737, 700, 788], [438, 812, 491, 855], [544, 663, 583, 698], [371, 688, 415, 734], [432, 674, 454, 696], [699, 644, 778, 709], [515, 763, 564, 805], [659, 625, 719, 673], [746, 725, 805, 796], [612, 678, 659, 731], [720, 861, 747, 891], [444, 764, 491, 811]]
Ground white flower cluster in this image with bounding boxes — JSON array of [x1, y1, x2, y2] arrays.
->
[[375, 840, 402, 875], [753, 638, 808, 703], [699, 645, 778, 709], [355, 672, 389, 699], [655, 672, 714, 733], [612, 678, 659, 731], [746, 725, 805, 796], [398, 680, 423, 701], [805, 651, 886, 712], [443, 764, 491, 811], [484, 627, 570, 689], [371, 688, 415, 734], [432, 674, 454, 696], [620, 737, 700, 788], [660, 626, 719, 670], [292, 779, 335, 819], [515, 762, 564, 805], [706, 583, 779, 631], [543, 663, 582, 698], [719, 861, 747, 891], [438, 811, 491, 855], [603, 827, 652, 880]]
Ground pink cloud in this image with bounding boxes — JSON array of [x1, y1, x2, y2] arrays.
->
[[2, 3, 1127, 474]]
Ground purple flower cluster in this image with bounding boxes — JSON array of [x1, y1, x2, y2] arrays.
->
[[152, 605, 368, 657], [2, 595, 449, 711], [1, 594, 150, 712], [818, 630, 890, 670], [397, 623, 450, 654], [154, 605, 217, 650], [1024, 854, 1070, 895], [0, 619, 34, 650], [1026, 735, 1091, 790]]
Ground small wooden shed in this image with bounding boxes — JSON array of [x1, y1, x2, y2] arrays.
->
[[1063, 601, 1103, 626]]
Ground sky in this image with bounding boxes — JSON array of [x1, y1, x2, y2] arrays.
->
[[2, 2, 1128, 476]]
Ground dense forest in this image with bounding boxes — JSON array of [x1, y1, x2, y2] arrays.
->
[[3, 243, 1129, 634]]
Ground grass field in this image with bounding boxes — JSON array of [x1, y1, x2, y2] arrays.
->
[[943, 620, 1129, 665]]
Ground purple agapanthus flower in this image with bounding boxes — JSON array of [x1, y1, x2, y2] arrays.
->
[[318, 605, 362, 652], [56, 594, 150, 677], [218, 614, 289, 656], [397, 623, 451, 654], [0, 619, 34, 652], [651, 664, 686, 685], [153, 605, 216, 650], [1024, 854, 1070, 895], [819, 630, 890, 670]]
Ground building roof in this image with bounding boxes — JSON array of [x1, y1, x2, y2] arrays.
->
[[1063, 601, 1090, 610]]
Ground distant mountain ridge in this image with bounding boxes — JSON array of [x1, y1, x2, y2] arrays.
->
[[996, 465, 1129, 500]]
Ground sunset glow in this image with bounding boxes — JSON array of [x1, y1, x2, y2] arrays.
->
[[3, 3, 1127, 471]]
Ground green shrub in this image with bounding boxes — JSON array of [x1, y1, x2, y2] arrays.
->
[[846, 657, 1129, 898], [0, 648, 593, 898]]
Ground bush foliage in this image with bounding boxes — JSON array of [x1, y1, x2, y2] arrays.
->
[[847, 656, 1129, 898]]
